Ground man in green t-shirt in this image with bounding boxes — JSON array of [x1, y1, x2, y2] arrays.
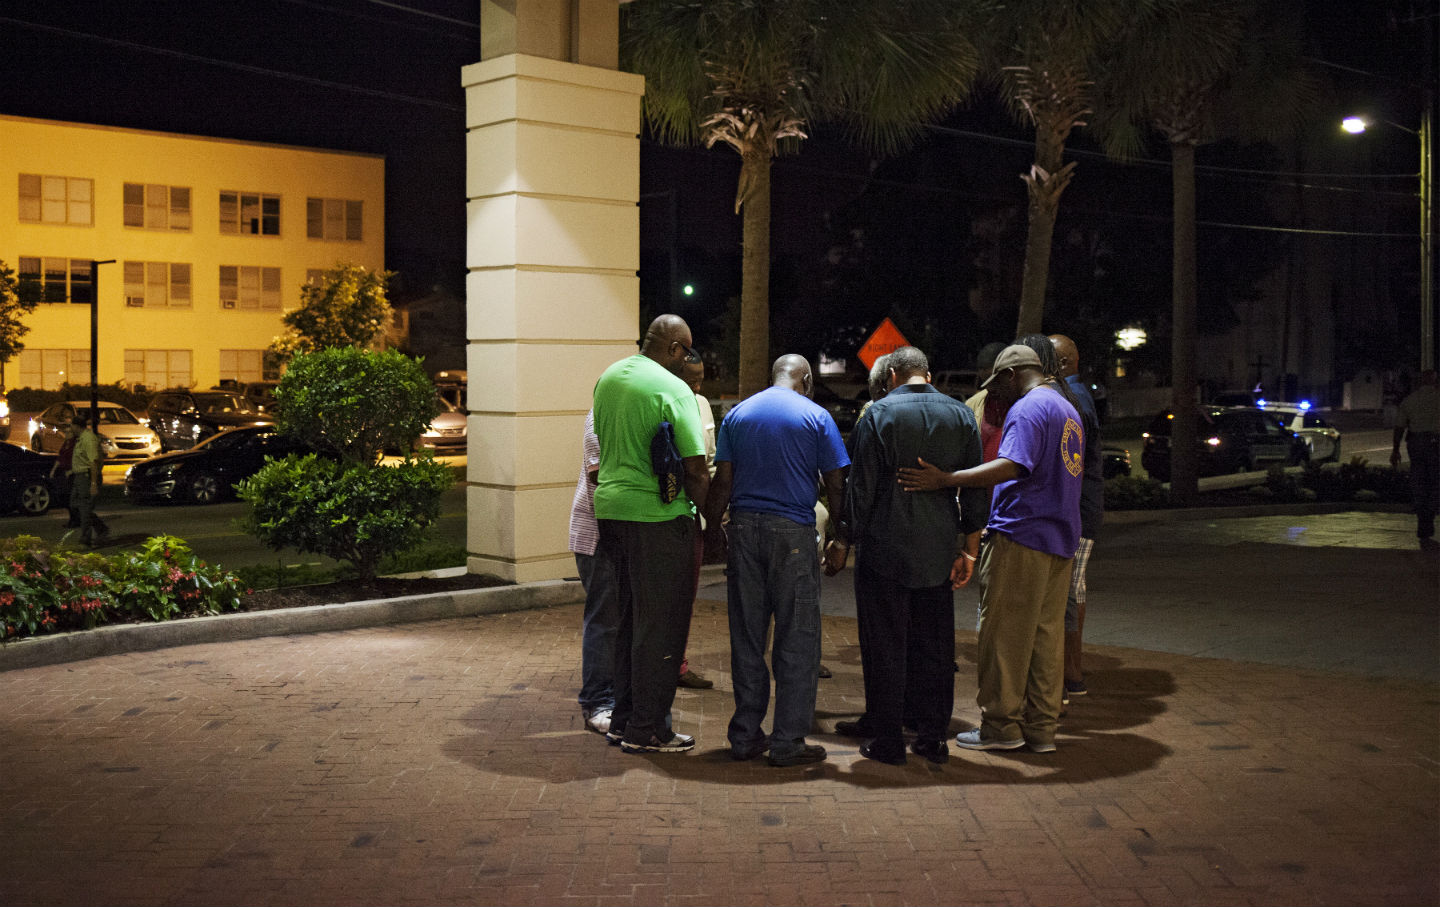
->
[[593, 314, 711, 754]]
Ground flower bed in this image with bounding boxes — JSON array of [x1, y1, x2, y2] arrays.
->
[[1, 535, 245, 641]]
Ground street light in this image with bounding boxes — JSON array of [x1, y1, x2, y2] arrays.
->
[[1342, 110, 1435, 370]]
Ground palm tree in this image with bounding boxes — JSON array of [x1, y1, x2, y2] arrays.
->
[[985, 0, 1164, 338], [622, 0, 982, 397], [1093, 0, 1315, 504]]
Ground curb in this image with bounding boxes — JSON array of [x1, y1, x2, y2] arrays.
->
[[1105, 501, 1410, 525], [0, 577, 586, 674]]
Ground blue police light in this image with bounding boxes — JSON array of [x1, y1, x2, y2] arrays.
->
[[1256, 398, 1268, 408], [1299, 400, 1311, 411]]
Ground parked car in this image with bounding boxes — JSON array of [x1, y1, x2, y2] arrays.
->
[[932, 369, 980, 401], [1141, 406, 1309, 481], [433, 369, 467, 410], [416, 393, 467, 452], [1102, 445, 1132, 479], [147, 390, 274, 450], [0, 443, 65, 515], [28, 401, 162, 461], [811, 381, 863, 433], [240, 381, 281, 414], [125, 426, 314, 504], [1261, 402, 1342, 462]]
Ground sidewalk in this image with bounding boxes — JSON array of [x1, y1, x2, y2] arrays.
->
[[0, 511, 1436, 906]]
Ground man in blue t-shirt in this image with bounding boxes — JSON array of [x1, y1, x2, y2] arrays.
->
[[898, 343, 1082, 754], [704, 355, 849, 767]]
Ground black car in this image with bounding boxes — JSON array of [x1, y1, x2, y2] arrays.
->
[[124, 426, 312, 504], [1101, 445, 1132, 480], [1141, 406, 1309, 481], [0, 443, 65, 515], [811, 381, 863, 433], [146, 390, 275, 451]]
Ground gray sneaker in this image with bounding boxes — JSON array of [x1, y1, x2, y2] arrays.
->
[[1027, 739, 1057, 754], [954, 729, 1025, 751], [583, 708, 613, 735]]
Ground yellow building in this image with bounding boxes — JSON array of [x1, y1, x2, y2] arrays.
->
[[2, 114, 384, 390]]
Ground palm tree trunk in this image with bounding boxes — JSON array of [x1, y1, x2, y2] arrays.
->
[[1169, 140, 1199, 505], [738, 150, 772, 399], [1015, 125, 1073, 337]]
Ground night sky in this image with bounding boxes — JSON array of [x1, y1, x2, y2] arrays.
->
[[1, 0, 1434, 370]]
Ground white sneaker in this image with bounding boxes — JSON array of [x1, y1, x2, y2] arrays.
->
[[584, 708, 613, 734]]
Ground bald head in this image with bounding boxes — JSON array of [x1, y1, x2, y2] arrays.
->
[[1049, 334, 1080, 378], [771, 354, 814, 397], [639, 314, 695, 376]]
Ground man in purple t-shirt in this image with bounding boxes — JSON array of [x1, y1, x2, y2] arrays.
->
[[898, 344, 1082, 754], [705, 355, 849, 767]]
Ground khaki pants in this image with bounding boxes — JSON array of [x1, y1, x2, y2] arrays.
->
[[975, 532, 1073, 745]]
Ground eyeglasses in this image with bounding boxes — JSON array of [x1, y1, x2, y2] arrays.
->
[[674, 340, 700, 363]]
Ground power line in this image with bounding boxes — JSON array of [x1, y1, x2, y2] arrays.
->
[[275, 0, 475, 40], [0, 15, 464, 112], [925, 123, 1418, 182], [357, 0, 476, 28]]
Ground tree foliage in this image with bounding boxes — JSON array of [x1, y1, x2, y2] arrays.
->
[[269, 263, 395, 360], [273, 347, 439, 465], [0, 260, 40, 378], [623, 0, 983, 396]]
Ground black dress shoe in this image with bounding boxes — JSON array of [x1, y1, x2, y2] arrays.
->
[[834, 719, 878, 738], [859, 738, 907, 765], [911, 738, 949, 764], [768, 744, 826, 767]]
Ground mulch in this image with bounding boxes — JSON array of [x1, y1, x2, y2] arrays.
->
[[239, 572, 508, 611]]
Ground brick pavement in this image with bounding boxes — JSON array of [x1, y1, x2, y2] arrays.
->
[[2, 591, 1436, 906]]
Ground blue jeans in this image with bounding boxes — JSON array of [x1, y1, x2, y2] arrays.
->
[[725, 511, 821, 759], [574, 552, 617, 713]]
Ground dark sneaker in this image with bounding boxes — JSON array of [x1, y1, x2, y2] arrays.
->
[[620, 732, 696, 754], [605, 729, 624, 746], [677, 670, 713, 689], [954, 729, 1025, 751], [730, 734, 771, 761], [859, 738, 907, 765], [1027, 738, 1057, 754], [817, 663, 833, 679], [911, 738, 949, 764], [768, 744, 826, 767], [1064, 679, 1088, 697], [834, 719, 878, 738]]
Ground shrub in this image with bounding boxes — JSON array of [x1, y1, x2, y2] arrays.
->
[[1104, 475, 1168, 510], [6, 381, 153, 414], [274, 348, 438, 464], [110, 536, 245, 621], [238, 454, 453, 583], [0, 534, 243, 641]]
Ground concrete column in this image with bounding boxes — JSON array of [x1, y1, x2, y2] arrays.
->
[[462, 52, 643, 582]]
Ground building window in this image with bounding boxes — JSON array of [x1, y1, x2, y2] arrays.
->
[[124, 349, 192, 390], [219, 191, 280, 236], [306, 198, 363, 241], [219, 265, 282, 310], [123, 261, 192, 308], [305, 268, 327, 286], [218, 349, 268, 384], [18, 256, 93, 304], [18, 173, 93, 226], [123, 183, 191, 231], [17, 349, 90, 390]]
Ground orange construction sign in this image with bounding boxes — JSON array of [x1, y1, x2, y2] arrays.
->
[[856, 318, 910, 370]]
